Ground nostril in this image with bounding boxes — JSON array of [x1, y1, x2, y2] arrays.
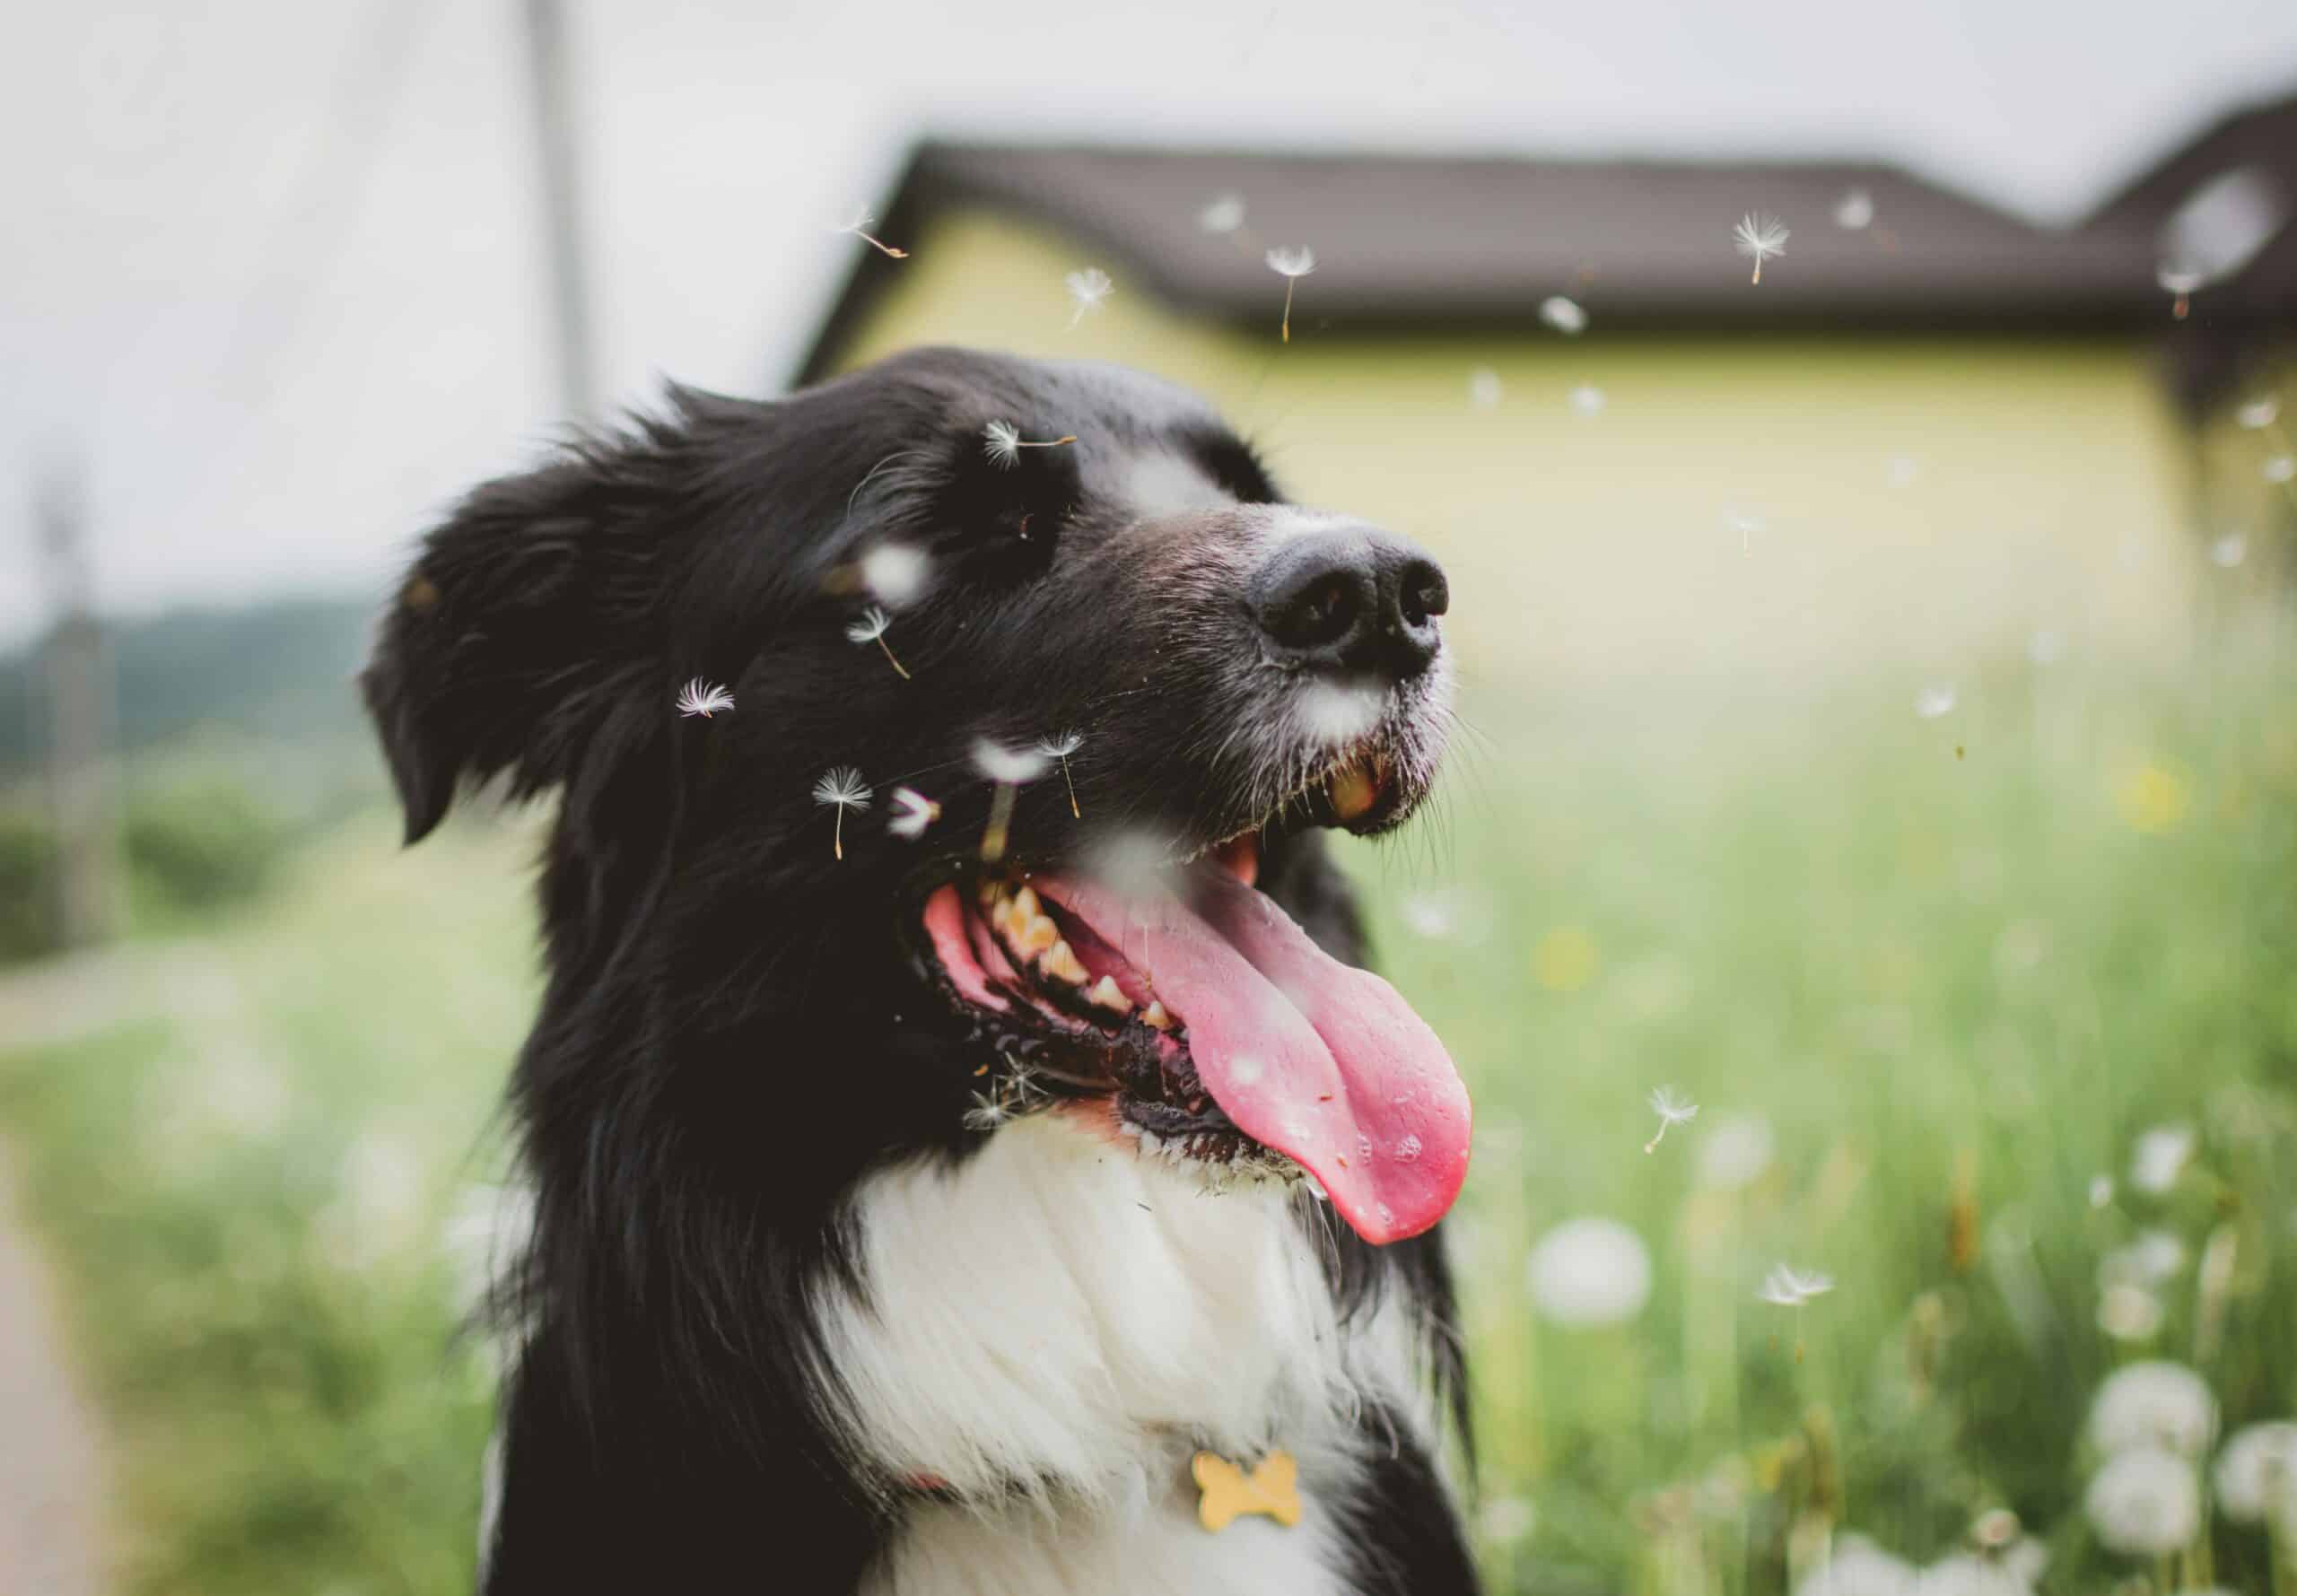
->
[[1399, 559, 1449, 626], [1271, 571, 1366, 652]]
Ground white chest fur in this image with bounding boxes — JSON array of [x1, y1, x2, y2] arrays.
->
[[817, 1113, 1433, 1596]]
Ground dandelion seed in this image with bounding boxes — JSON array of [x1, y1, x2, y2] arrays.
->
[[1733, 213, 1790, 283], [972, 739, 1049, 862], [860, 543, 930, 607], [1064, 267, 1113, 328], [1525, 1217, 1653, 1327], [1832, 188, 1874, 230], [1567, 383, 1606, 417], [812, 766, 871, 860], [2088, 1173, 2114, 1208], [963, 1089, 1011, 1132], [1468, 367, 1505, 409], [843, 606, 912, 679], [674, 677, 735, 719], [1724, 509, 1764, 554], [2128, 1125, 2194, 1194], [2157, 263, 2203, 319], [2029, 629, 2065, 667], [1264, 246, 1315, 343], [1034, 729, 1086, 817], [982, 419, 1077, 470], [1199, 192, 1246, 234], [834, 205, 908, 260], [1760, 1262, 1833, 1363], [2235, 395, 2279, 430], [1538, 295, 1588, 336], [1643, 1086, 1699, 1153], [1916, 685, 1956, 720], [887, 787, 940, 841], [2266, 454, 2295, 484], [2209, 532, 2247, 568]]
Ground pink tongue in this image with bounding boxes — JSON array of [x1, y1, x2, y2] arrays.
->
[[1037, 871, 1471, 1245]]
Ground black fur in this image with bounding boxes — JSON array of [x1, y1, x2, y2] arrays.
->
[[362, 348, 1478, 1592]]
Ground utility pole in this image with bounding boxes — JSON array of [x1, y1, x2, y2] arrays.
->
[[36, 458, 120, 947], [520, 0, 598, 423]]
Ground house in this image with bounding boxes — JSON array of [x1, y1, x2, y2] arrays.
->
[[797, 100, 2295, 683]]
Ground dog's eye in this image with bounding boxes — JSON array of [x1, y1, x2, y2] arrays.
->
[[926, 427, 1081, 580]]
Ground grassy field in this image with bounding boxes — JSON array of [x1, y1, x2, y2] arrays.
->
[[4, 627, 2295, 1595]]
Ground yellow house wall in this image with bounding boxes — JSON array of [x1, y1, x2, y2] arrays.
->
[[829, 211, 2197, 685]]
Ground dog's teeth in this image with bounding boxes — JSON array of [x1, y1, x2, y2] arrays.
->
[[1327, 762, 1378, 822], [1013, 915, 1060, 958], [1087, 975, 1131, 1013], [1040, 939, 1088, 984], [1011, 885, 1041, 922], [1141, 1000, 1174, 1030], [990, 897, 1015, 933]]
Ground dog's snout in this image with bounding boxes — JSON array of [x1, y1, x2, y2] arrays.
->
[[1249, 525, 1448, 680]]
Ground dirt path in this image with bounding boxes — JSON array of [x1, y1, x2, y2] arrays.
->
[[0, 1138, 108, 1596]]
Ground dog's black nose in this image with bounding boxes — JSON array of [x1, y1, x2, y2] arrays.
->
[[1249, 525, 1449, 680]]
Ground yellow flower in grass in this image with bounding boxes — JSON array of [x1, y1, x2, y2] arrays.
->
[[1531, 927, 1601, 991], [2116, 764, 2190, 833]]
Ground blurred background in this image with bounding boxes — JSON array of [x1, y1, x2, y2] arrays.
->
[[4, 3, 2297, 1592]]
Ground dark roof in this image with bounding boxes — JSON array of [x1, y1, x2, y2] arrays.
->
[[796, 118, 2297, 396]]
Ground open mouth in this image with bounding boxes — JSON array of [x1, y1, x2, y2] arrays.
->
[[911, 749, 1471, 1246]]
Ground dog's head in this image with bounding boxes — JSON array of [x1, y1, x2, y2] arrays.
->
[[363, 347, 1469, 1245]]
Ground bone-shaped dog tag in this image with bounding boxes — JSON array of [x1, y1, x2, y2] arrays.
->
[[1192, 1448, 1301, 1532]]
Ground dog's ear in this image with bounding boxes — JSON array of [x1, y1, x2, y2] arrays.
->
[[362, 448, 668, 844]]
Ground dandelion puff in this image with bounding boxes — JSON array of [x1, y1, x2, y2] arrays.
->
[[886, 787, 940, 841], [982, 419, 1077, 470], [1733, 213, 1790, 283], [1916, 685, 1957, 720], [1265, 247, 1315, 343], [973, 739, 1049, 862], [843, 606, 912, 679], [811, 766, 871, 860], [2083, 1446, 2200, 1555], [2089, 1360, 2216, 1456], [1832, 188, 1875, 231], [1034, 729, 1086, 817], [834, 205, 908, 260], [1064, 267, 1113, 328], [1525, 1217, 1652, 1327], [674, 677, 735, 719], [2214, 1421, 2297, 1524], [860, 543, 930, 608], [1643, 1085, 1699, 1153], [1538, 295, 1588, 335], [1199, 193, 1246, 234]]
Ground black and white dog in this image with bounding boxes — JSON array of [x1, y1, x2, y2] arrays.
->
[[362, 347, 1480, 1593]]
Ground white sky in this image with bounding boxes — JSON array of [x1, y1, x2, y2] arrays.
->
[[4, 0, 2294, 646]]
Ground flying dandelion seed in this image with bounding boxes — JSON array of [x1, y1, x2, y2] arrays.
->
[[811, 766, 871, 860], [2128, 1125, 2194, 1194], [1034, 729, 1086, 817], [2235, 395, 2280, 430], [1198, 193, 1245, 234], [843, 606, 912, 679], [887, 787, 941, 841], [859, 542, 930, 608], [1759, 1263, 1834, 1362], [973, 739, 1049, 862], [1724, 509, 1764, 554], [2266, 455, 2295, 484], [982, 419, 1078, 470], [1467, 367, 1504, 408], [2029, 628, 2066, 667], [1832, 188, 1875, 230], [1915, 685, 1957, 720], [1526, 1217, 1652, 1327], [2209, 533, 2248, 568], [1733, 213, 1790, 283], [963, 1089, 1012, 1132], [834, 206, 908, 260], [1265, 247, 1315, 343], [1643, 1086, 1699, 1153], [2157, 263, 2204, 319], [1567, 383, 1606, 417], [675, 677, 735, 718], [1064, 267, 1113, 328], [1538, 295, 1588, 335]]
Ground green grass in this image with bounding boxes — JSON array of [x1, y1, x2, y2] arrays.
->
[[4, 633, 2296, 1595]]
